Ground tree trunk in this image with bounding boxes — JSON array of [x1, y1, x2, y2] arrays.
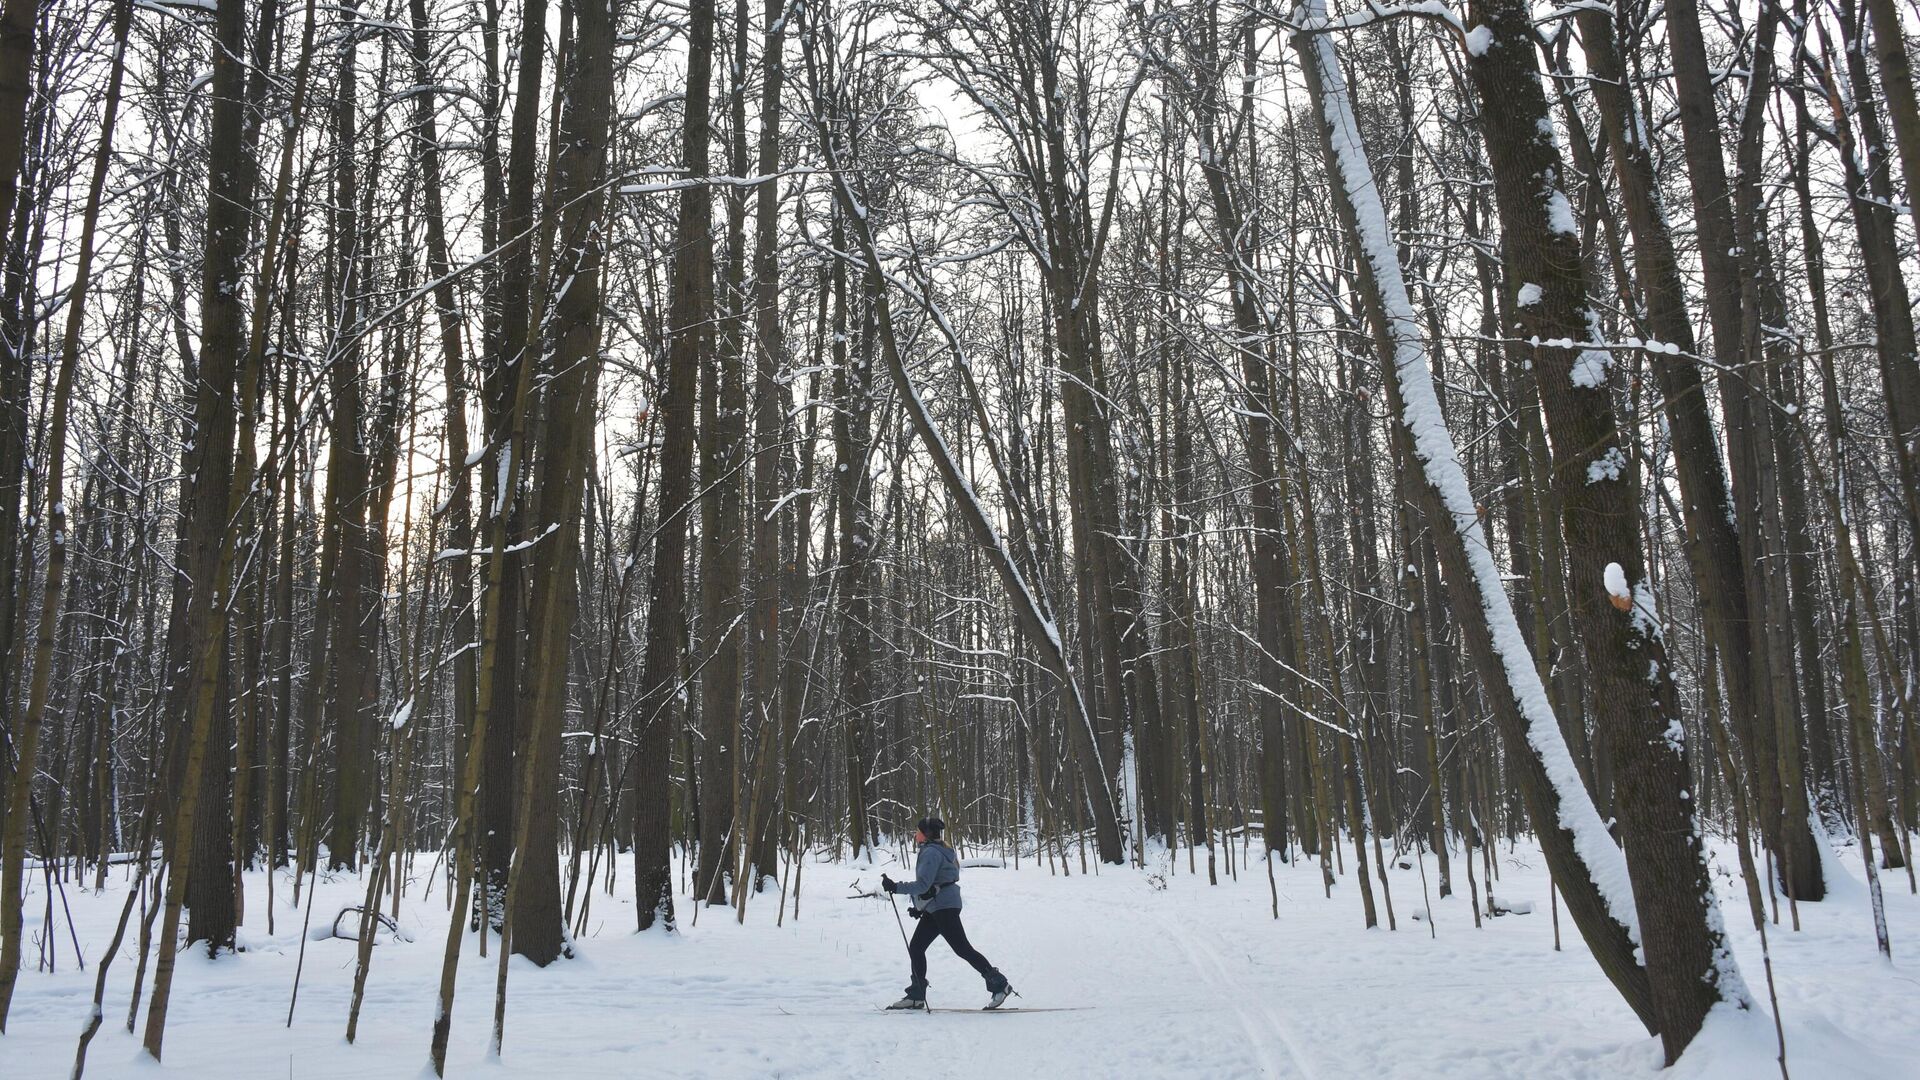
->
[[833, 216, 877, 858], [1188, 6, 1294, 859], [1464, 0, 1747, 1057], [493, 0, 616, 982], [632, 0, 714, 933], [1663, 0, 1824, 899], [143, 0, 256, 1051], [745, 0, 789, 888]]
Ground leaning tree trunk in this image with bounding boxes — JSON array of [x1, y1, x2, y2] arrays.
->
[[798, 11, 1124, 864], [1292, 3, 1665, 1023], [1573, 0, 1778, 845], [424, 0, 558, 1054]]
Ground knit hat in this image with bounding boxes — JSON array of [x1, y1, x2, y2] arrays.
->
[[917, 816, 945, 840]]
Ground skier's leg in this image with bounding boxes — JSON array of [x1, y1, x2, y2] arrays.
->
[[906, 912, 939, 998], [934, 910, 1005, 990]]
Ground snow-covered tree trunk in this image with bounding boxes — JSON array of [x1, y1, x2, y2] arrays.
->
[[1294, 0, 1684, 1038]]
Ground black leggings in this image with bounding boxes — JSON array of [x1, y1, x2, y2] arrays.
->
[[907, 908, 1001, 994]]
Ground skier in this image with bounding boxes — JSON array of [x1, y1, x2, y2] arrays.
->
[[881, 816, 1013, 1011]]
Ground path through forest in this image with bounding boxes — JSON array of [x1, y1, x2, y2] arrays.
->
[[7, 837, 1917, 1078]]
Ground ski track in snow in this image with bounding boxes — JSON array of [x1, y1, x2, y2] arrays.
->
[[7, 837, 1919, 1078], [1158, 905, 1314, 1078]]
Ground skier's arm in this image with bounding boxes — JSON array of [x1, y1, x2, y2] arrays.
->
[[896, 846, 941, 899]]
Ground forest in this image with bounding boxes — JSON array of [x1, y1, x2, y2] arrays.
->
[[0, 0, 1918, 1074]]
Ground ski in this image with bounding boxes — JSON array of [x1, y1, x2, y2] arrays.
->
[[929, 999, 1098, 1006], [879, 987, 1088, 1014]]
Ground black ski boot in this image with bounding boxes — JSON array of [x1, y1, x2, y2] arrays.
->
[[888, 981, 929, 1011], [984, 973, 1013, 1010]]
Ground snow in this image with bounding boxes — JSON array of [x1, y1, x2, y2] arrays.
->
[[7, 836, 1914, 1078], [1663, 718, 1686, 753], [1605, 562, 1631, 603], [1545, 189, 1579, 236], [492, 449, 512, 518], [1516, 282, 1542, 307], [1586, 446, 1628, 484], [1571, 346, 1611, 388], [1628, 579, 1664, 643], [1465, 25, 1494, 56]]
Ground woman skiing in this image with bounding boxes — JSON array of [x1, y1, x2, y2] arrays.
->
[[881, 816, 1013, 1011]]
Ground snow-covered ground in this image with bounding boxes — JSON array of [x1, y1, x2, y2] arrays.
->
[[7, 834, 1917, 1078]]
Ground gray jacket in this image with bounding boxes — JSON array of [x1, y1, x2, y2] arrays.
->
[[897, 842, 962, 912]]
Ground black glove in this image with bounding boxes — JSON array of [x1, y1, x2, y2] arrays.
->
[[881, 874, 896, 894], [908, 908, 923, 920]]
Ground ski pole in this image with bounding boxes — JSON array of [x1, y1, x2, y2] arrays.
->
[[885, 891, 910, 950]]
